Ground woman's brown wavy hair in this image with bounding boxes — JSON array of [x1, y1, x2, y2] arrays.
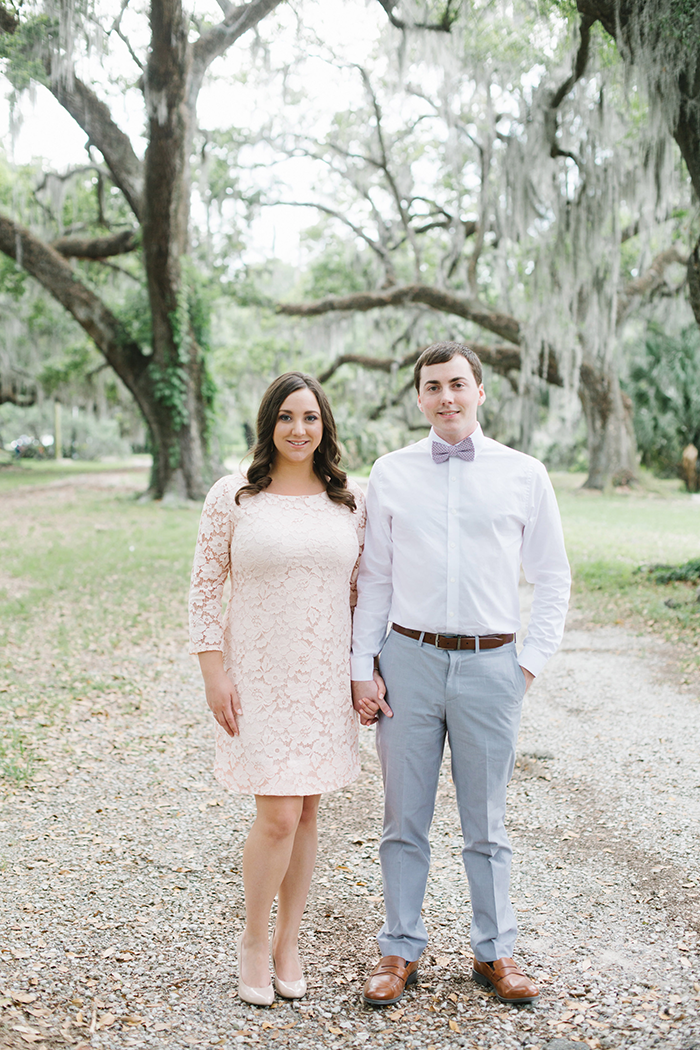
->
[[235, 372, 356, 511]]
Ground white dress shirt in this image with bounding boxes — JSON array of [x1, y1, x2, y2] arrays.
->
[[350, 424, 571, 680]]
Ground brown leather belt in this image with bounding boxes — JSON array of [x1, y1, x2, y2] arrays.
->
[[392, 623, 514, 651]]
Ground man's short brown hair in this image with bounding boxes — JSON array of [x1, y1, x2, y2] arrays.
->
[[413, 342, 483, 392]]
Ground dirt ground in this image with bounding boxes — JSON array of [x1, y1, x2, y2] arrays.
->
[[1, 473, 699, 1050]]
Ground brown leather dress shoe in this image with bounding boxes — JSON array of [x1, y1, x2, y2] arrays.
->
[[472, 957, 539, 1004], [362, 956, 419, 1005]]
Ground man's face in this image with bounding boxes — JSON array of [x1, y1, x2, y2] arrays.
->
[[417, 357, 485, 443]]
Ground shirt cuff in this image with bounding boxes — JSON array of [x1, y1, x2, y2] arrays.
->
[[517, 643, 548, 678], [350, 655, 376, 681]]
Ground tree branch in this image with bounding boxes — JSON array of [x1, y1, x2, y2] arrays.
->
[[190, 0, 285, 103], [0, 2, 18, 33], [0, 212, 146, 381], [367, 376, 416, 420], [544, 14, 594, 166], [0, 5, 144, 216], [277, 283, 522, 345], [318, 349, 420, 384], [317, 338, 562, 389], [374, 0, 460, 32], [49, 75, 145, 220], [617, 245, 689, 325], [272, 200, 396, 282], [52, 229, 140, 260], [0, 371, 38, 407], [357, 65, 422, 277], [107, 0, 144, 70]]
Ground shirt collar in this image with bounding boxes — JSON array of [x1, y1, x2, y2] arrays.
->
[[428, 423, 484, 457]]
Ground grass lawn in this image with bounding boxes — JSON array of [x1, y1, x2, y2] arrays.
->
[[0, 464, 202, 783], [0, 456, 151, 491], [0, 460, 698, 784], [553, 472, 700, 680]]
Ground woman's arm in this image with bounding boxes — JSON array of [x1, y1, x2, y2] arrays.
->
[[349, 484, 367, 616]]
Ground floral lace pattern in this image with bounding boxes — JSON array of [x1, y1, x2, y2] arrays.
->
[[189, 474, 365, 795]]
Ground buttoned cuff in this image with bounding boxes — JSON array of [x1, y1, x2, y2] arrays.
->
[[517, 643, 548, 679], [350, 654, 376, 681]]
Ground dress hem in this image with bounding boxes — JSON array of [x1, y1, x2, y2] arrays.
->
[[212, 768, 361, 796]]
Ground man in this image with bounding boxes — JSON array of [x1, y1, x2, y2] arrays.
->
[[351, 342, 570, 1008]]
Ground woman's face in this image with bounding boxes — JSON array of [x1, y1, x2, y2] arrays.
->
[[272, 388, 324, 467]]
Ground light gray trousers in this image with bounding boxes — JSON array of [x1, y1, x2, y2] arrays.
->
[[375, 629, 527, 963]]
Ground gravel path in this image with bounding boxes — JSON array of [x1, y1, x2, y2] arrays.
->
[[2, 573, 700, 1049]]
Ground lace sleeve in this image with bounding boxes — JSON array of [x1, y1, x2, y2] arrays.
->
[[188, 476, 240, 654], [349, 482, 367, 614]]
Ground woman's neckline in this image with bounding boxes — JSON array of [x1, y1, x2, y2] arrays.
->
[[261, 489, 327, 498]]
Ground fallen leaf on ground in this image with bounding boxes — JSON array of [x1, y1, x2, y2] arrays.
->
[[448, 1019, 461, 1033], [12, 1027, 43, 1044], [11, 992, 38, 1004]]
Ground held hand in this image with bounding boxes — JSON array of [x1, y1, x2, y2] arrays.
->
[[352, 671, 392, 727], [521, 667, 535, 693]]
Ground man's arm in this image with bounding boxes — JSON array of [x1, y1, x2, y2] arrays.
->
[[351, 463, 396, 722], [518, 464, 571, 678], [350, 463, 395, 678]]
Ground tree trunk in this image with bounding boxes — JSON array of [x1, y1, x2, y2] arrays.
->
[[578, 362, 637, 488], [138, 0, 211, 499], [0, 0, 285, 499], [688, 234, 700, 329], [143, 360, 214, 500]]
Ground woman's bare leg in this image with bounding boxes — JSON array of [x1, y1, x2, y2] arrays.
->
[[240, 795, 304, 988], [272, 794, 321, 981]]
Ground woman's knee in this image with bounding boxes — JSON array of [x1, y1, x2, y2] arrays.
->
[[297, 794, 321, 828], [255, 797, 303, 841]]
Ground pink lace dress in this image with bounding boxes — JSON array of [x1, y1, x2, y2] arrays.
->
[[189, 474, 365, 795]]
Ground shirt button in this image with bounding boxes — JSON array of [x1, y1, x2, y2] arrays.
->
[[450, 543, 456, 549], [449, 612, 454, 618], [450, 578, 455, 583]]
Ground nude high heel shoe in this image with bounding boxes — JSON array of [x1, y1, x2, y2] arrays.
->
[[237, 932, 274, 1006], [271, 936, 307, 999]]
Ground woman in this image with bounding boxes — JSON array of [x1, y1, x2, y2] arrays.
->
[[189, 372, 365, 1006]]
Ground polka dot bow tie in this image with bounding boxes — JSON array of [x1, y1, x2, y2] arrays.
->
[[431, 436, 475, 464]]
